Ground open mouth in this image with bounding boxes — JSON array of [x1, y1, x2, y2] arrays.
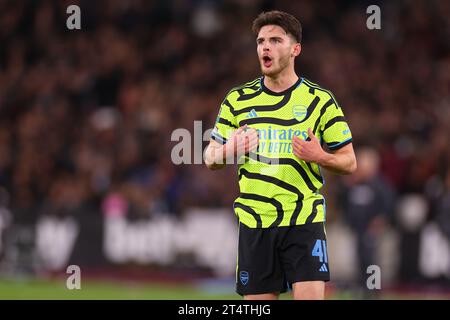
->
[[262, 56, 273, 68]]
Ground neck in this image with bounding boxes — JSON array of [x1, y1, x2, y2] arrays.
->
[[264, 68, 298, 93]]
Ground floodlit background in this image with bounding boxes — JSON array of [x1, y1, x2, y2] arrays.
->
[[0, 0, 449, 299]]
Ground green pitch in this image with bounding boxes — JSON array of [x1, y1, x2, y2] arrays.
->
[[0, 277, 239, 300], [0, 277, 447, 300]]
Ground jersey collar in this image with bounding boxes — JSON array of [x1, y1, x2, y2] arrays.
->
[[260, 76, 303, 96]]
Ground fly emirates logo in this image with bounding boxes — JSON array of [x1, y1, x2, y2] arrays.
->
[[256, 127, 309, 155]]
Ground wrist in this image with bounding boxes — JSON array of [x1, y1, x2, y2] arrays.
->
[[317, 150, 333, 167]]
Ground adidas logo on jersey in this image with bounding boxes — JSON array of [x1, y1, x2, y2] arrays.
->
[[319, 263, 328, 272], [246, 109, 258, 118]]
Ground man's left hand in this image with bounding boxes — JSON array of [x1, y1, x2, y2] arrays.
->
[[292, 128, 325, 164]]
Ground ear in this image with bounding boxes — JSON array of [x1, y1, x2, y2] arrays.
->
[[292, 43, 301, 57]]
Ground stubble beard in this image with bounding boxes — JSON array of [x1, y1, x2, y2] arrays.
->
[[260, 53, 291, 78]]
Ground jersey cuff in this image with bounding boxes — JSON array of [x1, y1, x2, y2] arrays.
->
[[327, 138, 352, 151], [211, 131, 227, 145]]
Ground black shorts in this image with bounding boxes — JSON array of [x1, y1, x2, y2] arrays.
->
[[236, 222, 330, 296]]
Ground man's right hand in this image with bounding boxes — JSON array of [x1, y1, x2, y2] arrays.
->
[[205, 125, 259, 170], [225, 125, 259, 161]]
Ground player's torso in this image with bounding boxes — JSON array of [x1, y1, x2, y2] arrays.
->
[[231, 77, 327, 228]]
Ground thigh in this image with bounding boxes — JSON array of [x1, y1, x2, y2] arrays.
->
[[279, 222, 330, 285], [236, 223, 287, 296]]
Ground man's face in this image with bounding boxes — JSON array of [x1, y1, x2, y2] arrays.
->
[[256, 25, 300, 77]]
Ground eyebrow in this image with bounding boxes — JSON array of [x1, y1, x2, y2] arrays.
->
[[257, 36, 283, 42]]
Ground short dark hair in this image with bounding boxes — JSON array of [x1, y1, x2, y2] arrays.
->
[[252, 10, 302, 43]]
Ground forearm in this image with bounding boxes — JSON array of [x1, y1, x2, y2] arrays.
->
[[292, 131, 356, 175], [317, 149, 357, 175]]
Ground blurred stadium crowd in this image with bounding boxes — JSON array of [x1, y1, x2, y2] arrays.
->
[[0, 0, 449, 289]]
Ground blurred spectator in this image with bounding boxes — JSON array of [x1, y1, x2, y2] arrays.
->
[[338, 147, 395, 293], [435, 168, 450, 241], [0, 187, 12, 258]]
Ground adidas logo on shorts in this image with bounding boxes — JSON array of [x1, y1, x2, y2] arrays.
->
[[319, 263, 328, 272]]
